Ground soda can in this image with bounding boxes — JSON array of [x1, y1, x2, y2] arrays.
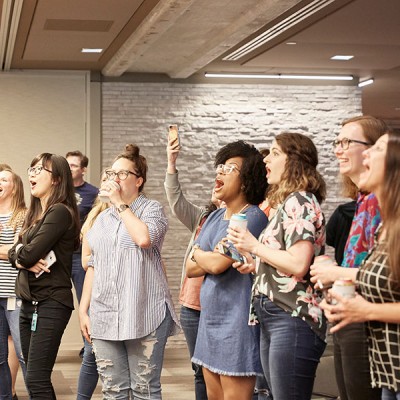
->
[[229, 213, 248, 230], [331, 278, 356, 304]]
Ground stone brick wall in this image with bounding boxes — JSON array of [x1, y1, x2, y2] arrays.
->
[[102, 82, 361, 346]]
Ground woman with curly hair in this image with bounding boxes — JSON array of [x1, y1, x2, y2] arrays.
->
[[186, 140, 269, 400], [228, 133, 326, 400]]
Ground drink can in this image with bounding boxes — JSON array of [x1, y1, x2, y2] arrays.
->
[[331, 278, 356, 304], [229, 213, 248, 230]]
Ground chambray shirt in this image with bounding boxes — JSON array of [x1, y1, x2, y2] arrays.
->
[[87, 193, 179, 340]]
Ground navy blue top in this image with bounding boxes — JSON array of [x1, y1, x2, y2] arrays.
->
[[75, 181, 98, 227]]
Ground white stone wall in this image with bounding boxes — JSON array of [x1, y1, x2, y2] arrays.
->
[[102, 82, 361, 346]]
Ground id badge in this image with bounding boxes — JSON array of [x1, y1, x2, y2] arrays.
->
[[31, 312, 38, 332], [7, 297, 16, 311]]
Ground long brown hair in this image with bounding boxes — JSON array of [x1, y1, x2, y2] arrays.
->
[[267, 132, 326, 208], [381, 131, 400, 283], [22, 153, 80, 247]]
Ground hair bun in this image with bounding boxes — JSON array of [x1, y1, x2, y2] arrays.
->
[[124, 144, 140, 157]]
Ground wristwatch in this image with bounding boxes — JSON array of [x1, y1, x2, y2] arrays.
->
[[116, 204, 130, 214], [189, 244, 200, 262]]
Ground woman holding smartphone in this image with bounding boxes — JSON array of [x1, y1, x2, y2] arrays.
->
[[321, 131, 400, 400], [186, 140, 268, 400], [8, 153, 80, 400], [228, 133, 326, 400]]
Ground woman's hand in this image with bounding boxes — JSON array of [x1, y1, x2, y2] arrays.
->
[[79, 311, 92, 343], [232, 251, 256, 274], [24, 258, 51, 274], [320, 292, 370, 333], [167, 138, 181, 173], [310, 258, 338, 288], [99, 180, 122, 206], [226, 226, 259, 255]]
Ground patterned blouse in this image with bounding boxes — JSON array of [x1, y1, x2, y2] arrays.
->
[[251, 191, 327, 340], [357, 228, 400, 392], [342, 193, 381, 268]]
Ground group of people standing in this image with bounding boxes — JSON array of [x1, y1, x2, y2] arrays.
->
[[0, 114, 399, 400]]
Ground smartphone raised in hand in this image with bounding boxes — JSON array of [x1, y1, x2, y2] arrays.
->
[[168, 124, 179, 145], [35, 250, 56, 278], [218, 242, 245, 264]]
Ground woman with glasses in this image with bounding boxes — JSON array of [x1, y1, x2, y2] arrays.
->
[[8, 154, 80, 399], [228, 133, 326, 400], [79, 144, 179, 399], [186, 141, 268, 400], [321, 131, 400, 400], [310, 115, 387, 400]]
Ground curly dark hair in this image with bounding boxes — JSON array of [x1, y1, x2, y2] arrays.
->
[[214, 140, 268, 205]]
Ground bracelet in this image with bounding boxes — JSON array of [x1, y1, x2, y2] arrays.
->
[[190, 244, 200, 263]]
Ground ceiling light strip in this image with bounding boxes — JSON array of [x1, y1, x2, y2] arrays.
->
[[358, 78, 374, 87], [205, 72, 353, 81], [4, 0, 24, 71], [0, 0, 13, 70], [223, 0, 336, 61]]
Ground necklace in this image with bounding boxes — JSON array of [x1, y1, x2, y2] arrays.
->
[[223, 203, 249, 220]]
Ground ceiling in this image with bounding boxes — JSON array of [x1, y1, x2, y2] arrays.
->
[[1, 0, 400, 126]]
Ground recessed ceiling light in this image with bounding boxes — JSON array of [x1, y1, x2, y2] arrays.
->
[[286, 42, 297, 45], [358, 78, 374, 87], [81, 48, 103, 53], [331, 55, 354, 61]]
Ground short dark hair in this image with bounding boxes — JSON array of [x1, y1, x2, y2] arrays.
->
[[214, 140, 268, 205], [65, 150, 89, 168]]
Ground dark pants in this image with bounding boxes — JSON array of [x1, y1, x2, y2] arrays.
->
[[180, 306, 208, 400], [20, 299, 72, 399], [71, 252, 85, 303], [333, 322, 381, 400], [254, 295, 326, 400], [77, 338, 99, 399]]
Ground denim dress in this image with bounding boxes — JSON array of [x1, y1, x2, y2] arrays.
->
[[191, 206, 268, 376]]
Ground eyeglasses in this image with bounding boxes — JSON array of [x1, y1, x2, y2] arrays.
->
[[27, 165, 53, 176], [332, 137, 371, 150], [215, 164, 240, 175], [105, 169, 140, 181]]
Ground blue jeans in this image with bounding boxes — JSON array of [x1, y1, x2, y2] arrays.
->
[[333, 322, 381, 400], [71, 252, 86, 303], [0, 297, 28, 400], [92, 307, 173, 399], [20, 299, 72, 399], [76, 338, 99, 400], [180, 306, 207, 400], [382, 388, 400, 400], [253, 295, 326, 400]]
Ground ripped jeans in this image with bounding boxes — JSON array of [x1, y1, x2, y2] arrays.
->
[[92, 308, 173, 399]]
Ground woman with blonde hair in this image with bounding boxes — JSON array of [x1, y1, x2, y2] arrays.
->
[[229, 132, 326, 400], [0, 167, 27, 400]]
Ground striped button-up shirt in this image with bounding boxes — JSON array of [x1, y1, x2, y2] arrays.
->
[[87, 194, 179, 340]]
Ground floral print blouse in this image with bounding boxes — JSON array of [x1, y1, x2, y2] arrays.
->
[[341, 192, 381, 268], [251, 191, 327, 340]]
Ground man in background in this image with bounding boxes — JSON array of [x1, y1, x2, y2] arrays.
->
[[66, 150, 98, 302]]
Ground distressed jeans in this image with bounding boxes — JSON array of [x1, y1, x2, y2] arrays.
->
[[0, 297, 28, 400], [92, 307, 173, 400]]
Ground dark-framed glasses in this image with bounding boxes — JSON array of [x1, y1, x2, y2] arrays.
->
[[332, 137, 371, 150], [215, 164, 240, 175], [105, 169, 140, 181], [27, 165, 52, 176]]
